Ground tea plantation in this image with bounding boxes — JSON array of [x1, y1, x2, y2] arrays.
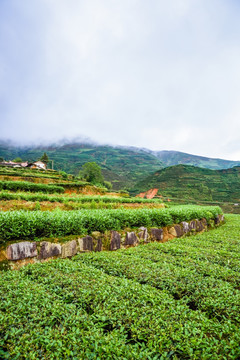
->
[[0, 214, 239, 359]]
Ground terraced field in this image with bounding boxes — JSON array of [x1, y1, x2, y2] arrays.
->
[[0, 214, 239, 359]]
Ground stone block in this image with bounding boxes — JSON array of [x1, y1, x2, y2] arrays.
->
[[214, 215, 221, 225], [174, 224, 184, 237], [151, 228, 163, 241], [6, 242, 38, 261], [94, 238, 102, 252], [125, 232, 139, 246], [62, 240, 77, 258], [214, 214, 224, 225], [181, 221, 190, 234], [138, 227, 149, 242], [92, 231, 103, 252], [168, 227, 177, 237], [189, 220, 197, 231], [201, 218, 208, 227], [219, 214, 225, 222], [196, 220, 205, 232], [110, 231, 121, 251], [39, 241, 61, 259], [78, 236, 93, 252]]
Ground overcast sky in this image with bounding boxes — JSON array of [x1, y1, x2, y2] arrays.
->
[[0, 0, 240, 160]]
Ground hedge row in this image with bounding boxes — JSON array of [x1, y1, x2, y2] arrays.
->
[[0, 181, 64, 194], [0, 205, 222, 241], [1, 243, 239, 359], [0, 191, 162, 204]]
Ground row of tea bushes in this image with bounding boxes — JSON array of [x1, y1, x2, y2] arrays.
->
[[1, 212, 224, 269], [0, 181, 65, 194], [0, 205, 222, 242], [0, 191, 163, 204], [1, 236, 239, 359]]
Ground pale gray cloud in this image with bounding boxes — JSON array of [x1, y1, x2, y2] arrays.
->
[[0, 0, 240, 160]]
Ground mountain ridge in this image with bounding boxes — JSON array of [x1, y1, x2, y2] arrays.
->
[[0, 140, 239, 190]]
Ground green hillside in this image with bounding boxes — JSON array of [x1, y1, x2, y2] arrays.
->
[[1, 141, 240, 191], [0, 142, 164, 190], [154, 150, 240, 169], [132, 164, 240, 203]]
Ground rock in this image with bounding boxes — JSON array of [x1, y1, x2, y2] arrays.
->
[[39, 241, 61, 259], [151, 228, 163, 241], [92, 231, 103, 252], [201, 218, 208, 227], [214, 214, 224, 225], [196, 220, 205, 232], [92, 231, 102, 239], [214, 215, 221, 225], [138, 227, 149, 242], [174, 224, 184, 237], [110, 231, 121, 251], [181, 222, 190, 234], [94, 239, 102, 252], [125, 232, 139, 246], [6, 242, 38, 261], [168, 227, 177, 237], [189, 220, 197, 231], [62, 240, 77, 258], [78, 236, 93, 252], [0, 249, 7, 262]]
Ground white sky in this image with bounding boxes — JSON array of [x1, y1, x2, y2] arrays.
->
[[0, 0, 240, 160]]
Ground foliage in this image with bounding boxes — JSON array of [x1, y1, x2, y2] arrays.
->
[[0, 205, 222, 242], [0, 181, 64, 194], [0, 192, 163, 204], [0, 215, 239, 359], [13, 157, 23, 163], [103, 181, 112, 190], [58, 170, 68, 180], [40, 152, 49, 164], [0, 167, 62, 180], [132, 164, 240, 203], [80, 162, 104, 185], [0, 143, 164, 190]]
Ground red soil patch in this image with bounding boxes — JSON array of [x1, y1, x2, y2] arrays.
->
[[137, 188, 159, 199]]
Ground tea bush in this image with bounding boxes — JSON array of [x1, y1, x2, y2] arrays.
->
[[1, 216, 240, 359], [0, 181, 64, 194], [0, 205, 222, 242]]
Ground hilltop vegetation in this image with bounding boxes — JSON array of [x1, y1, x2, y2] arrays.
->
[[132, 164, 240, 204], [1, 141, 240, 190], [0, 142, 164, 190], [154, 150, 240, 169]]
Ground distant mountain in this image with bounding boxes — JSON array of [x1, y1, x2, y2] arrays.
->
[[132, 164, 240, 203], [0, 140, 239, 190], [0, 142, 164, 190], [153, 150, 240, 170]]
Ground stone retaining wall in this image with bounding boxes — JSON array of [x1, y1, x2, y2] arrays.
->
[[0, 214, 225, 270]]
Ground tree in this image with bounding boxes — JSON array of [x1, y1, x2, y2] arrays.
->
[[13, 157, 23, 163], [40, 152, 49, 164], [80, 162, 104, 185]]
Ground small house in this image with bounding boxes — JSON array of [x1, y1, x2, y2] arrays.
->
[[27, 161, 47, 170]]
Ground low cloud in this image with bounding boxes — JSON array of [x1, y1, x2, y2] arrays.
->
[[0, 0, 240, 160]]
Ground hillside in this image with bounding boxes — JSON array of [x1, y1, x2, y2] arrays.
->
[[153, 150, 240, 169], [1, 141, 240, 190], [132, 164, 240, 203], [0, 142, 164, 190]]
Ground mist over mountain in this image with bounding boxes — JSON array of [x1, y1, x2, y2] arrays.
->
[[0, 139, 239, 190]]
